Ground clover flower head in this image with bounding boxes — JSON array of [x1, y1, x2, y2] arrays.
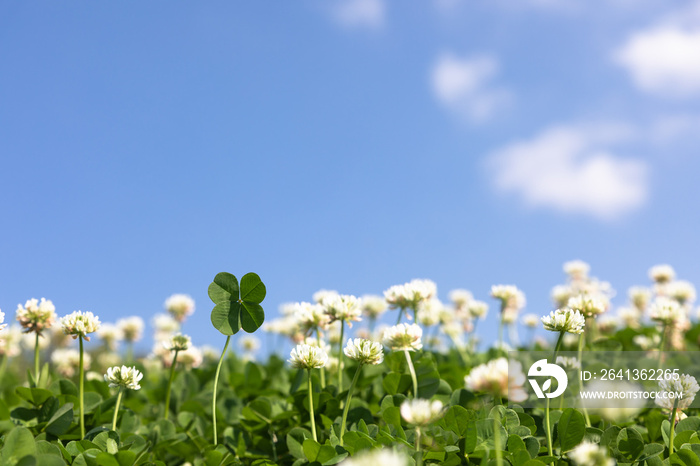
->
[[322, 294, 362, 325], [490, 285, 519, 304], [556, 356, 581, 370], [416, 298, 443, 327], [563, 260, 590, 281], [656, 373, 700, 410], [104, 365, 143, 390], [343, 338, 384, 365], [522, 313, 540, 328], [177, 345, 203, 368], [288, 343, 328, 369], [617, 306, 641, 329], [164, 294, 195, 323], [628, 286, 651, 312], [97, 323, 124, 350], [117, 316, 145, 343], [162, 333, 191, 352], [400, 399, 444, 426], [649, 297, 684, 325], [0, 325, 22, 357], [551, 285, 573, 308], [360, 294, 388, 319], [152, 313, 180, 341], [667, 280, 697, 306], [16, 298, 56, 335], [567, 294, 608, 317], [448, 289, 473, 309], [341, 448, 408, 466], [312, 289, 338, 304], [541, 308, 586, 334], [464, 357, 527, 402], [239, 335, 261, 353], [60, 310, 101, 341], [649, 264, 676, 284], [384, 279, 437, 311], [633, 334, 660, 350], [52, 348, 91, 377], [467, 300, 489, 319], [581, 380, 645, 421], [294, 302, 330, 331], [0, 309, 6, 333], [382, 323, 423, 351], [303, 336, 332, 354], [569, 441, 614, 466]]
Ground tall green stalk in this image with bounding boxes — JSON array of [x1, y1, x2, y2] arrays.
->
[[404, 350, 418, 398], [338, 320, 345, 389], [34, 333, 40, 386], [493, 413, 503, 466], [164, 350, 180, 421], [545, 331, 565, 456], [212, 336, 231, 445], [658, 324, 667, 369], [79, 336, 85, 438], [316, 329, 326, 389], [668, 397, 680, 457], [339, 364, 363, 446], [112, 388, 124, 431], [396, 308, 404, 325], [578, 334, 591, 427], [415, 427, 423, 466], [308, 369, 317, 441]]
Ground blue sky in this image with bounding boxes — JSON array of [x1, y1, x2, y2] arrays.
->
[[2, 0, 700, 354]]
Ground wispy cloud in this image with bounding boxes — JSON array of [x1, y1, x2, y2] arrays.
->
[[486, 123, 649, 220], [330, 0, 385, 29], [431, 53, 511, 123]]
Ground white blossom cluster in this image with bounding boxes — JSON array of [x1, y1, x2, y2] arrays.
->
[[60, 310, 101, 341], [384, 279, 437, 311], [399, 398, 444, 426], [382, 323, 423, 352], [464, 358, 527, 402], [541, 308, 586, 334], [164, 293, 195, 323], [343, 338, 384, 365], [288, 343, 328, 369], [104, 365, 143, 390], [656, 373, 700, 410], [16, 298, 56, 335]]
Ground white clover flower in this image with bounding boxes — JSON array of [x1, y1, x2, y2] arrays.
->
[[97, 323, 124, 351], [49, 325, 72, 348], [0, 309, 6, 333], [563, 260, 590, 281], [633, 334, 660, 350], [327, 320, 342, 344], [667, 280, 697, 306], [551, 285, 573, 308], [322, 294, 362, 326], [343, 338, 384, 365], [502, 307, 519, 324], [649, 264, 676, 284], [563, 333, 579, 347], [541, 308, 586, 334], [312, 289, 338, 304], [467, 300, 489, 319], [201, 345, 219, 362], [341, 448, 408, 466], [360, 295, 388, 319], [400, 398, 444, 426], [98, 352, 121, 369], [597, 315, 618, 333], [152, 313, 180, 340], [569, 441, 614, 466], [117, 316, 145, 343], [325, 355, 340, 373], [384, 279, 437, 311], [52, 348, 91, 377], [656, 373, 700, 410], [288, 343, 328, 369], [416, 298, 443, 326], [464, 358, 527, 402], [22, 331, 50, 350], [178, 345, 204, 368], [263, 315, 300, 338], [617, 306, 641, 329], [303, 336, 332, 355], [448, 289, 473, 309], [240, 335, 261, 353], [490, 286, 526, 313], [567, 294, 608, 317], [0, 325, 22, 357], [382, 323, 423, 351], [294, 302, 331, 331], [104, 365, 143, 390], [442, 320, 464, 340], [628, 286, 651, 312], [581, 380, 645, 421], [164, 294, 195, 323], [16, 298, 56, 335], [649, 297, 684, 325], [556, 356, 581, 370], [162, 333, 191, 352], [60, 311, 101, 341], [522, 313, 540, 328]]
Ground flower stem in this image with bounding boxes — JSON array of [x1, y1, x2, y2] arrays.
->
[[415, 427, 423, 466], [669, 397, 680, 457], [79, 336, 85, 438], [545, 331, 565, 457], [316, 329, 326, 389], [112, 388, 124, 431], [308, 369, 317, 441], [164, 350, 179, 421], [404, 349, 418, 398], [494, 414, 503, 466], [396, 308, 404, 325], [212, 335, 230, 446], [34, 333, 40, 386], [339, 363, 363, 446], [338, 320, 345, 390], [577, 334, 591, 427], [658, 324, 667, 369]]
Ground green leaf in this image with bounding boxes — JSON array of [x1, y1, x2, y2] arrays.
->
[[557, 408, 586, 453], [302, 439, 336, 463], [287, 427, 312, 459], [211, 301, 241, 335], [208, 272, 239, 303], [638, 443, 665, 462], [617, 427, 644, 461], [15, 387, 53, 406], [241, 302, 265, 333], [44, 402, 73, 436], [443, 405, 476, 437], [240, 272, 266, 303], [1, 427, 37, 463], [670, 449, 700, 466], [677, 416, 700, 433]]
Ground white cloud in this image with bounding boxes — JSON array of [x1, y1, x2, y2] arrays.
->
[[486, 123, 649, 219], [614, 27, 700, 97], [650, 114, 700, 143], [331, 0, 385, 29], [431, 53, 511, 122]]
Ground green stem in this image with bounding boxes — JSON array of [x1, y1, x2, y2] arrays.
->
[[669, 397, 679, 457], [396, 308, 404, 325], [316, 329, 326, 389], [112, 388, 124, 431], [34, 333, 40, 386], [578, 334, 591, 427], [415, 427, 423, 466], [404, 349, 418, 398], [164, 350, 179, 421], [339, 364, 363, 446], [658, 324, 667, 370], [308, 369, 317, 441], [212, 336, 230, 445], [544, 331, 565, 457], [494, 415, 503, 466], [0, 355, 7, 384], [79, 336, 85, 438], [498, 318, 504, 352], [338, 320, 345, 389]]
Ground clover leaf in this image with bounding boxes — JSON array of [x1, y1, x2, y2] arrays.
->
[[209, 272, 266, 335]]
